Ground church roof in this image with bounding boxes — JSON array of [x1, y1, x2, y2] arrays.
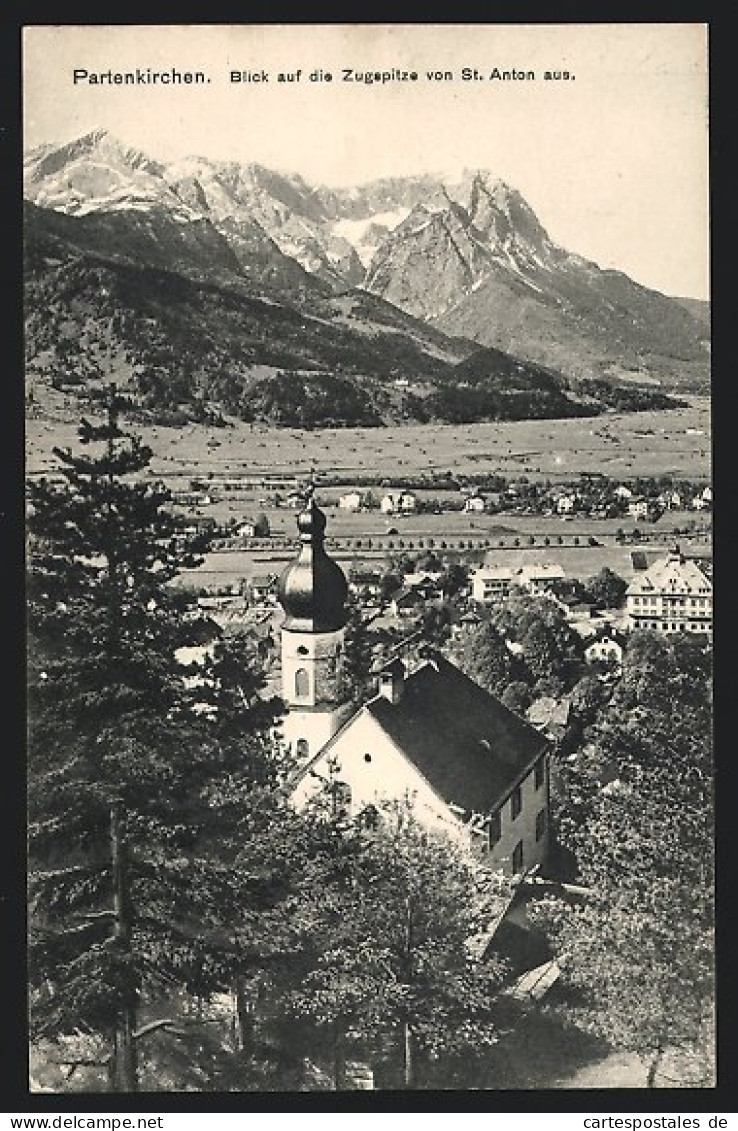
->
[[364, 655, 548, 815], [277, 496, 348, 632]]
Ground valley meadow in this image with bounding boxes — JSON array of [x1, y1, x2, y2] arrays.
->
[[27, 392, 710, 485]]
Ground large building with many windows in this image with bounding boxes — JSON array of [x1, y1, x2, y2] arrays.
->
[[278, 495, 552, 876], [625, 548, 712, 635], [470, 563, 565, 604]]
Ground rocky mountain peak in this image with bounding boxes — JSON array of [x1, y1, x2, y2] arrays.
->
[[460, 172, 551, 253], [56, 127, 162, 175], [22, 129, 710, 390]]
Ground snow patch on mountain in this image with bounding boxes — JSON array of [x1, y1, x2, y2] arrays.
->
[[332, 208, 411, 266]]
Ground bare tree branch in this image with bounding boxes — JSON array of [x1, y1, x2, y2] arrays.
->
[[52, 1056, 111, 1068], [131, 1019, 187, 1041]]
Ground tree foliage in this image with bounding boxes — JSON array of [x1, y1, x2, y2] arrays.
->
[[27, 392, 285, 1086], [584, 566, 628, 611], [334, 594, 377, 708], [532, 631, 714, 1085], [480, 593, 585, 694], [453, 622, 517, 698], [245, 805, 511, 1087]]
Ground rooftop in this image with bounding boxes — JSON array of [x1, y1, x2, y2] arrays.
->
[[277, 496, 348, 632], [365, 655, 548, 814], [626, 551, 712, 595], [585, 624, 627, 646]]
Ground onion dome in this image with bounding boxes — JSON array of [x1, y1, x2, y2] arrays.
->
[[277, 496, 348, 632]]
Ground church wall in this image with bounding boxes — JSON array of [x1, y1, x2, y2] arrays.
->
[[280, 623, 350, 758], [290, 711, 551, 875], [281, 700, 354, 761], [481, 754, 549, 876], [291, 710, 467, 845]]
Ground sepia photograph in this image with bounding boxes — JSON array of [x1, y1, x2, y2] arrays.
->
[[23, 22, 713, 1097]]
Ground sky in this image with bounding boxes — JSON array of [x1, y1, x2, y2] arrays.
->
[[22, 23, 710, 300]]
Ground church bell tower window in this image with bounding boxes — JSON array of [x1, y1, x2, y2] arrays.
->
[[295, 667, 309, 698]]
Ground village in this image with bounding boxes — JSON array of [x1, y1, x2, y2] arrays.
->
[[176, 485, 712, 756], [169, 470, 714, 544], [20, 17, 716, 1105], [26, 399, 715, 1092], [151, 477, 712, 1090]]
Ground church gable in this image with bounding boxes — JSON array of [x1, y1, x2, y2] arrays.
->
[[290, 654, 548, 830], [290, 707, 464, 840]]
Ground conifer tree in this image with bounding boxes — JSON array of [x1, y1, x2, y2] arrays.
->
[[27, 390, 283, 1091]]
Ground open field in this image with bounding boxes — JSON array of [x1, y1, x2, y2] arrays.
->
[[27, 388, 711, 594], [173, 532, 711, 593], [26, 393, 711, 487]]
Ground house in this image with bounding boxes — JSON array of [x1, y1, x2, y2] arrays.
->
[[380, 491, 417, 515], [657, 490, 684, 511], [450, 608, 484, 640], [236, 517, 267, 538], [389, 587, 424, 618], [402, 570, 444, 589], [338, 491, 366, 512], [625, 547, 712, 635], [555, 493, 577, 515], [517, 564, 566, 597], [464, 494, 486, 514], [614, 484, 633, 500], [276, 496, 551, 877], [471, 565, 518, 603], [567, 601, 595, 621], [389, 580, 441, 618], [248, 573, 278, 605], [197, 594, 241, 610], [691, 489, 711, 511], [348, 570, 383, 600], [292, 654, 551, 876], [471, 564, 565, 604], [627, 497, 650, 520], [584, 625, 627, 667]]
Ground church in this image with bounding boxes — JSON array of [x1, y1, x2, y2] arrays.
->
[[276, 495, 551, 877]]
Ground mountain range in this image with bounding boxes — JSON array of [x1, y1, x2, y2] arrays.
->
[[23, 128, 709, 427]]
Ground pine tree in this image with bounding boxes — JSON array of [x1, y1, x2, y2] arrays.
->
[[27, 391, 284, 1091]]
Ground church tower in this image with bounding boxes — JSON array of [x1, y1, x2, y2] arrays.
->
[[277, 494, 352, 759]]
